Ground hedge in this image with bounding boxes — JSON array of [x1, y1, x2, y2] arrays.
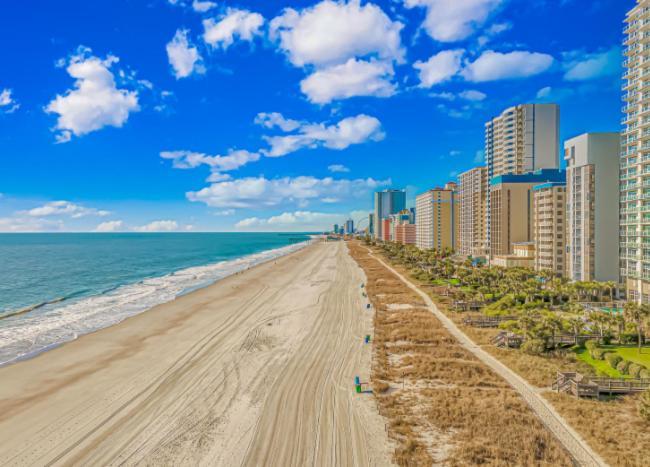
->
[[591, 348, 606, 360], [629, 363, 644, 379], [605, 353, 622, 369], [521, 339, 545, 356], [616, 360, 631, 374]]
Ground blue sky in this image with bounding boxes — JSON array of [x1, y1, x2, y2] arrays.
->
[[0, 0, 628, 232]]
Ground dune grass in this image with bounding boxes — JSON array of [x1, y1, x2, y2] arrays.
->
[[368, 243, 650, 466], [349, 241, 573, 466]]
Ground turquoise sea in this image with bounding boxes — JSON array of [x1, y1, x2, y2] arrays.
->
[[0, 233, 311, 365]]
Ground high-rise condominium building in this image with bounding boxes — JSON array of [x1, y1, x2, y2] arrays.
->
[[344, 219, 354, 235], [533, 182, 567, 276], [622, 1, 650, 302], [565, 133, 620, 282], [485, 103, 560, 250], [373, 189, 406, 240], [381, 218, 392, 242], [459, 167, 488, 257], [485, 103, 560, 179], [395, 224, 416, 245], [489, 169, 565, 258], [415, 183, 459, 251]]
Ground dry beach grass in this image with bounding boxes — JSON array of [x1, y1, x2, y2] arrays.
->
[[349, 241, 573, 466], [372, 243, 650, 467]]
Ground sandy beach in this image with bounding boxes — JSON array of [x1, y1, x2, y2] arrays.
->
[[0, 241, 392, 466]]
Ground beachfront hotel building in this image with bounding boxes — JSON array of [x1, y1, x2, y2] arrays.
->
[[621, 1, 650, 302], [344, 219, 354, 235], [373, 189, 406, 240], [458, 166, 488, 257], [491, 242, 536, 268], [395, 224, 416, 245], [533, 182, 567, 276], [415, 183, 459, 251], [485, 103, 560, 251], [485, 103, 560, 179], [565, 133, 620, 282], [489, 169, 565, 258]]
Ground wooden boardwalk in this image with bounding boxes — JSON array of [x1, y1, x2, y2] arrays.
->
[[463, 315, 515, 328], [553, 371, 650, 398]]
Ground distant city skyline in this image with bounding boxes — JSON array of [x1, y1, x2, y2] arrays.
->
[[0, 0, 628, 232]]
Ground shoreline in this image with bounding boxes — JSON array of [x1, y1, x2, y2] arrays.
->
[[0, 241, 392, 466], [0, 238, 313, 367]]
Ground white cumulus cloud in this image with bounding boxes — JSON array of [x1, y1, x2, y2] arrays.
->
[[254, 112, 301, 131], [262, 114, 385, 157], [0, 216, 64, 233], [461, 50, 554, 82], [203, 8, 264, 49], [45, 48, 139, 142], [404, 0, 503, 42], [95, 220, 124, 232], [192, 0, 216, 12], [563, 47, 620, 81], [270, 0, 404, 68], [0, 89, 19, 113], [458, 89, 486, 101], [161, 149, 260, 182], [166, 29, 205, 79], [236, 210, 344, 231], [328, 164, 350, 173], [133, 220, 180, 232], [300, 59, 396, 104], [187, 175, 390, 209], [413, 50, 464, 88], [24, 201, 110, 219]]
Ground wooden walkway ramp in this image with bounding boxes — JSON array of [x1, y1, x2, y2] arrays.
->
[[553, 372, 650, 398], [462, 315, 515, 328]]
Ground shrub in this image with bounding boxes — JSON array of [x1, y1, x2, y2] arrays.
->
[[600, 333, 613, 345], [617, 360, 631, 374], [640, 369, 650, 379], [629, 363, 644, 379], [521, 339, 546, 356], [605, 353, 623, 368], [591, 348, 606, 360], [621, 333, 639, 344], [585, 340, 598, 352], [605, 353, 622, 369]]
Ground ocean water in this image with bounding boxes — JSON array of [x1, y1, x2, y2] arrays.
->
[[0, 233, 311, 365]]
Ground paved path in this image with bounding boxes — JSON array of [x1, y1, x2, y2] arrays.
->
[[365, 246, 608, 467]]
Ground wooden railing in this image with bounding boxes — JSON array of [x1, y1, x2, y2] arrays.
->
[[553, 371, 650, 398], [463, 315, 516, 328]]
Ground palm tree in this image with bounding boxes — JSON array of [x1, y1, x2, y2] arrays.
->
[[623, 302, 650, 352], [614, 313, 626, 344], [566, 316, 585, 344]]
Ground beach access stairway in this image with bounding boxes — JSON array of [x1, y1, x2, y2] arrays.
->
[[553, 371, 650, 398], [492, 331, 524, 348]]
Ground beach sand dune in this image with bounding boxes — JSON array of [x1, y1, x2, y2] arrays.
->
[[0, 241, 392, 466]]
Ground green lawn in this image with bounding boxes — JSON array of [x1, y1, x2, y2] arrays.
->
[[601, 345, 650, 367], [574, 348, 624, 378]]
